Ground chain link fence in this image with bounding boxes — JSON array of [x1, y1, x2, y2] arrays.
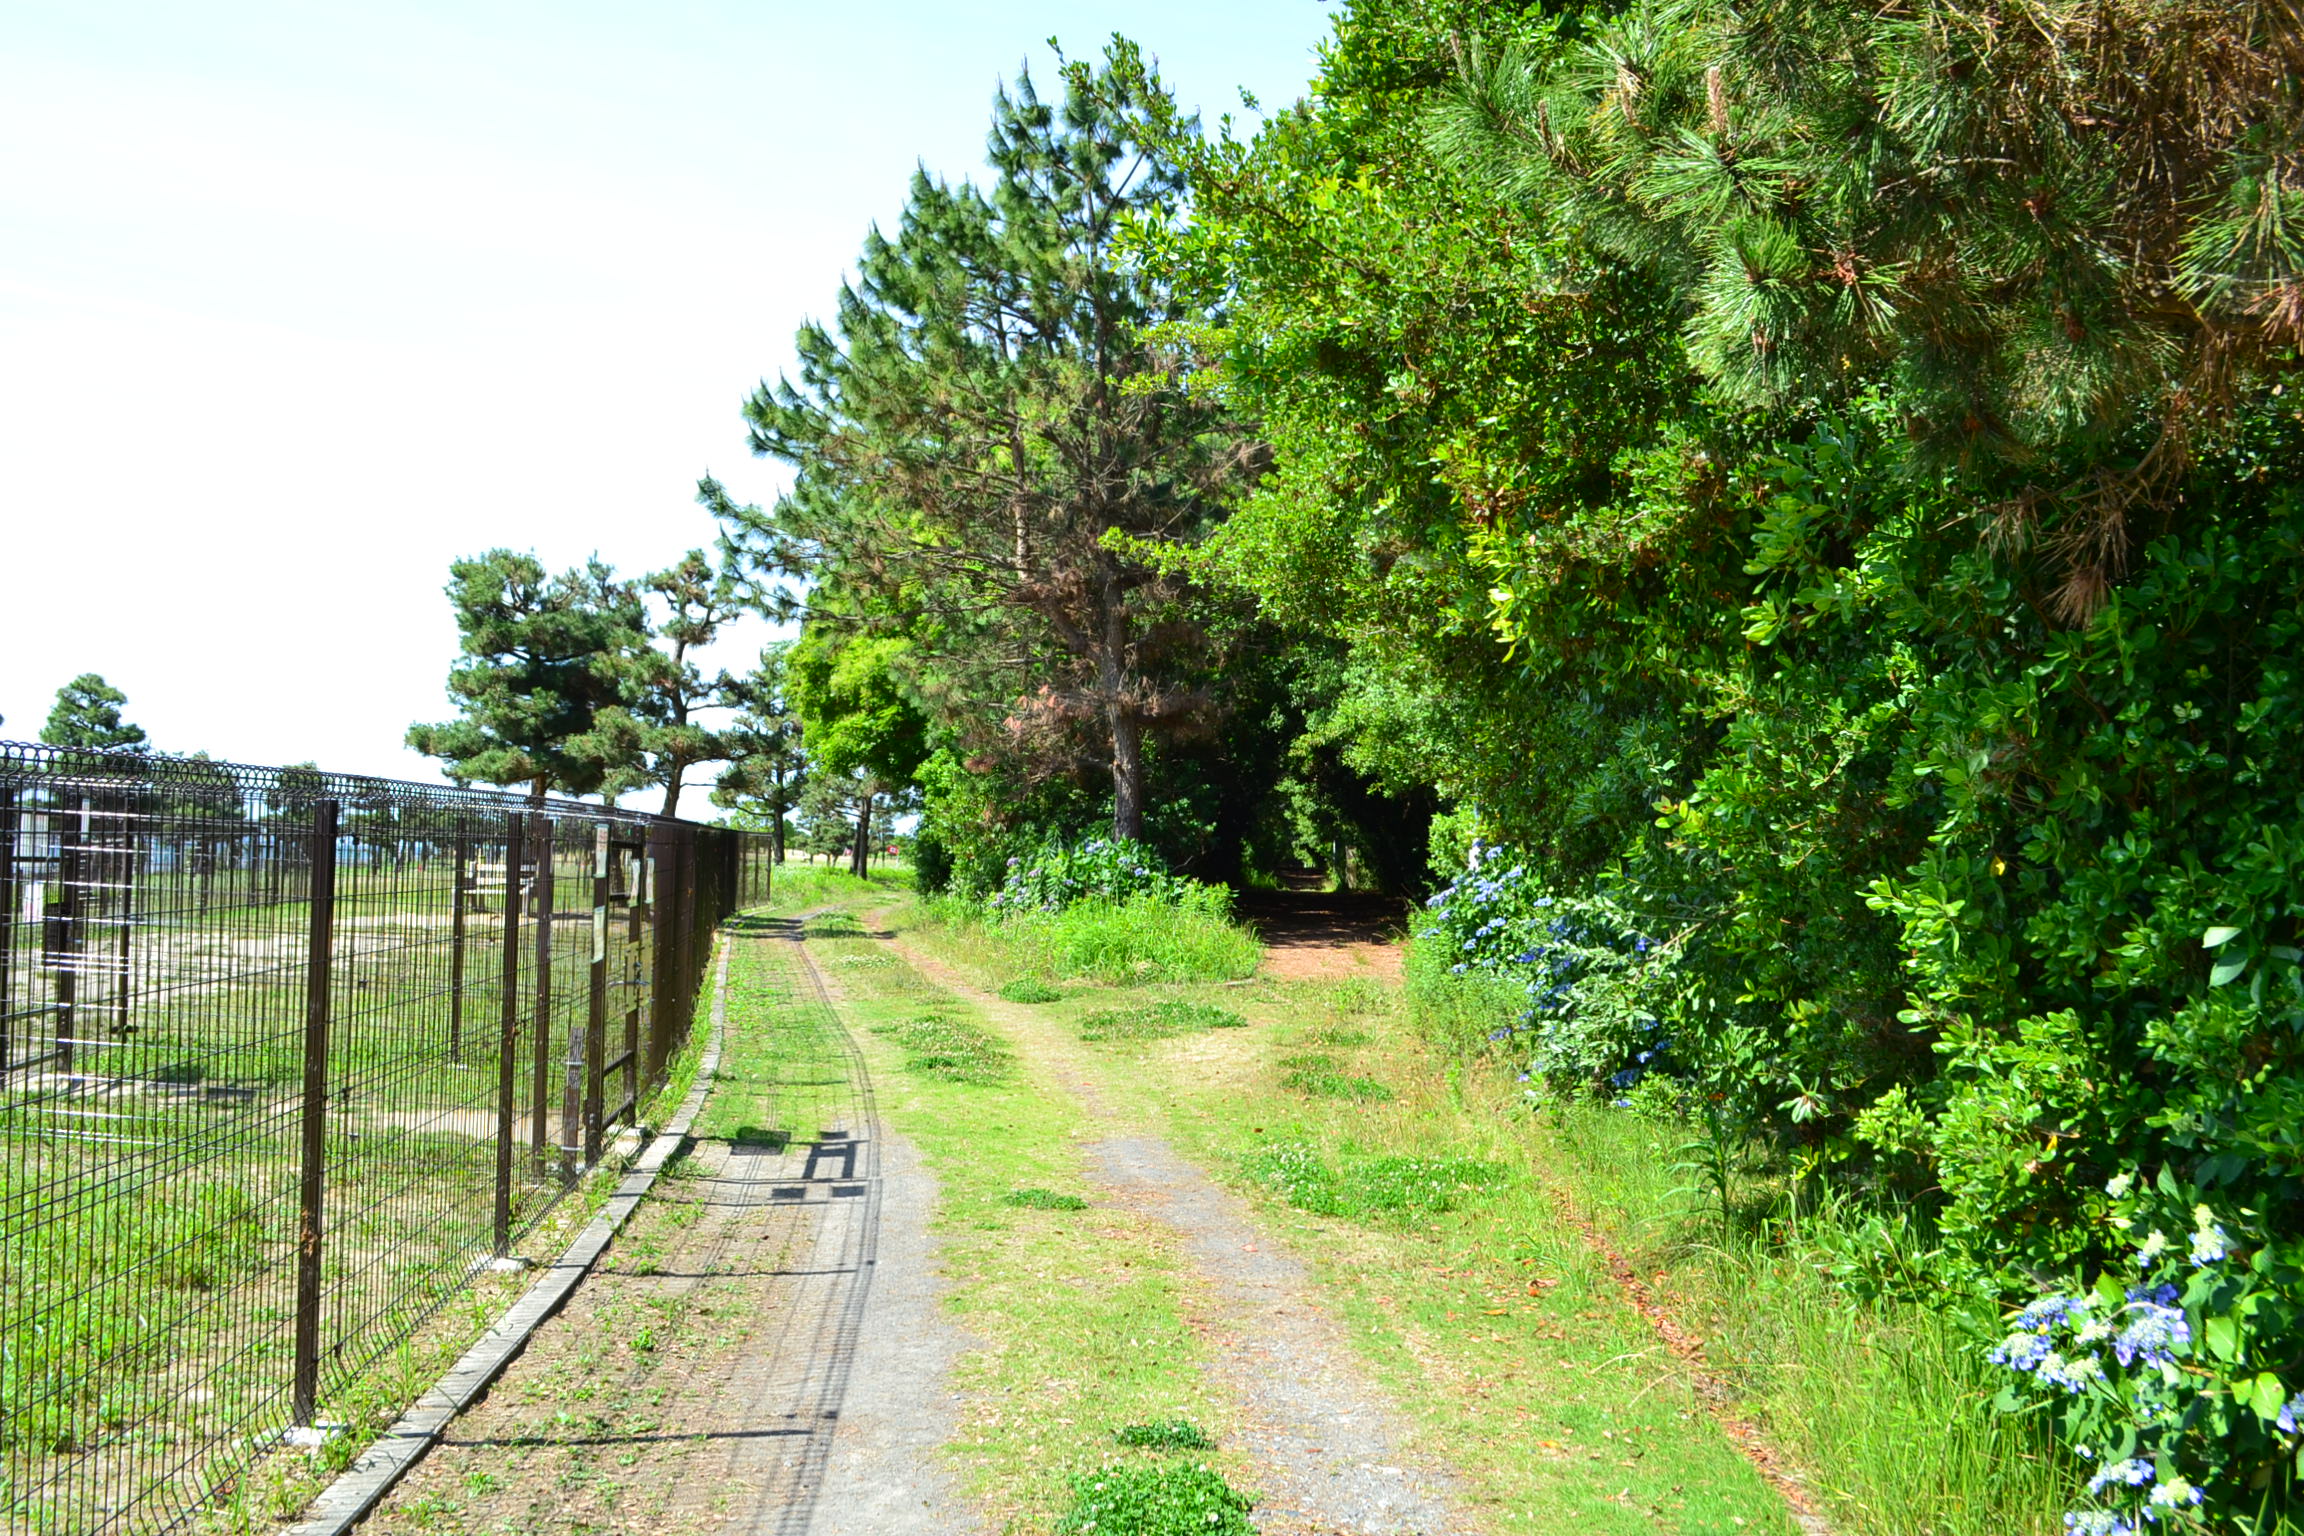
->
[[0, 742, 775, 1533]]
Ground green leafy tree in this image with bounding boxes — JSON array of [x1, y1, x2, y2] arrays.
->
[[406, 549, 648, 803], [786, 629, 931, 877], [41, 673, 148, 751], [716, 39, 1252, 843]]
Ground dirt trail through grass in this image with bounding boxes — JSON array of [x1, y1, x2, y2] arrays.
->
[[882, 929, 1472, 1536], [356, 919, 976, 1536]]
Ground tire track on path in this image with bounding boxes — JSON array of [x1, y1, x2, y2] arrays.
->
[[358, 920, 974, 1536]]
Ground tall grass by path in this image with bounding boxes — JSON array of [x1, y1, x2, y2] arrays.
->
[[926, 891, 1261, 986], [1405, 943, 2073, 1536]]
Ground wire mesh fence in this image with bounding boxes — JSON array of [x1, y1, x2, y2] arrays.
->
[[0, 742, 776, 1534]]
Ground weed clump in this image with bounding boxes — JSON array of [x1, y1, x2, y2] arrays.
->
[[1000, 1187, 1087, 1211], [1311, 1027, 1372, 1048], [870, 1012, 1008, 1084], [1242, 1141, 1502, 1223], [1054, 1463, 1253, 1536], [997, 977, 1063, 1004], [1275, 1053, 1394, 1102], [1079, 1000, 1247, 1043], [1114, 1419, 1216, 1451]]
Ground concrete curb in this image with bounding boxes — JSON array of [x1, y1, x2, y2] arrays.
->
[[278, 941, 733, 1536]]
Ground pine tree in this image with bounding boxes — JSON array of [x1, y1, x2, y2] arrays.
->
[[717, 40, 1252, 841], [1431, 0, 2304, 614], [594, 548, 746, 817], [406, 549, 647, 802], [711, 644, 809, 860], [41, 673, 148, 752]]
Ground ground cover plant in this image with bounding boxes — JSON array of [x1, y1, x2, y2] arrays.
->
[[1053, 1463, 1256, 1536], [997, 977, 1063, 1004], [1001, 1186, 1089, 1211], [1077, 1000, 1246, 1043], [1274, 1054, 1394, 1103]]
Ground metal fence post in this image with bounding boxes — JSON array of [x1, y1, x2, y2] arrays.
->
[[493, 812, 524, 1257], [0, 786, 16, 1078], [448, 827, 470, 1062], [529, 815, 556, 1180], [624, 840, 646, 1121], [583, 823, 607, 1163], [291, 798, 340, 1427]]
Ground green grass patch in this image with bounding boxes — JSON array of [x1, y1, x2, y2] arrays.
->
[[997, 976, 1064, 1004], [1113, 1419, 1216, 1451], [1275, 1053, 1394, 1102], [1078, 1000, 1248, 1043], [931, 893, 1262, 985], [1054, 1463, 1255, 1536], [1311, 1026, 1372, 1047], [1241, 1141, 1501, 1223], [870, 1011, 1009, 1085], [1000, 1186, 1088, 1211]]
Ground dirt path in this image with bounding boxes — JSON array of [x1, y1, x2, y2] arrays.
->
[[886, 932, 1476, 1536], [357, 925, 976, 1536], [1236, 892, 1409, 982]]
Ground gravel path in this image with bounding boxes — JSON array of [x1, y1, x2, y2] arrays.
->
[[889, 934, 1478, 1536]]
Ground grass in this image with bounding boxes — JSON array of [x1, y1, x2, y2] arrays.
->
[[1400, 946, 2072, 1536], [1114, 1419, 1217, 1451], [1275, 1052, 1395, 1102], [870, 1011, 1010, 1084], [1077, 1000, 1247, 1042], [998, 977, 1064, 1004], [795, 895, 1260, 1534], [929, 892, 1262, 985], [1240, 1141, 1502, 1223], [1002, 1186, 1090, 1211]]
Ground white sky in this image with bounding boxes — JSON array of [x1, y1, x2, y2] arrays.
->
[[0, 0, 1324, 811]]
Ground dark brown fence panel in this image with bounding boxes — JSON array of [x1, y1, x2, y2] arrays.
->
[[0, 743, 771, 1535]]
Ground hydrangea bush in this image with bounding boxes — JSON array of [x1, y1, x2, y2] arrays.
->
[[986, 837, 1223, 918], [1417, 841, 1674, 1095], [1989, 1168, 2303, 1532]]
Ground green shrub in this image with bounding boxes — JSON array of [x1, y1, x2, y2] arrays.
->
[[1000, 1187, 1087, 1211], [948, 892, 1261, 986], [1053, 1463, 1254, 1536], [996, 976, 1063, 1004], [1078, 1001, 1247, 1042], [1114, 1420, 1216, 1451]]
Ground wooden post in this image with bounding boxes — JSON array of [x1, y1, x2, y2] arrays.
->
[[291, 799, 340, 1427], [623, 841, 645, 1122], [492, 813, 524, 1257]]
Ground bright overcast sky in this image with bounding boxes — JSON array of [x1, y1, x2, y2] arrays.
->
[[0, 0, 1325, 810]]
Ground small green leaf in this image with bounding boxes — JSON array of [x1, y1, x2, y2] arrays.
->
[[2211, 956, 2249, 987], [2251, 1372, 2288, 1420], [2204, 925, 2243, 949], [2206, 1315, 2241, 1362]]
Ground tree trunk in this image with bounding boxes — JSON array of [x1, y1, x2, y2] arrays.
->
[[661, 762, 685, 820], [849, 793, 874, 879], [529, 774, 548, 807], [1109, 705, 1145, 843]]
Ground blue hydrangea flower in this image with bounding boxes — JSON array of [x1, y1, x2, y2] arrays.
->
[[2085, 1459, 2153, 1496], [2112, 1302, 2189, 1368]]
